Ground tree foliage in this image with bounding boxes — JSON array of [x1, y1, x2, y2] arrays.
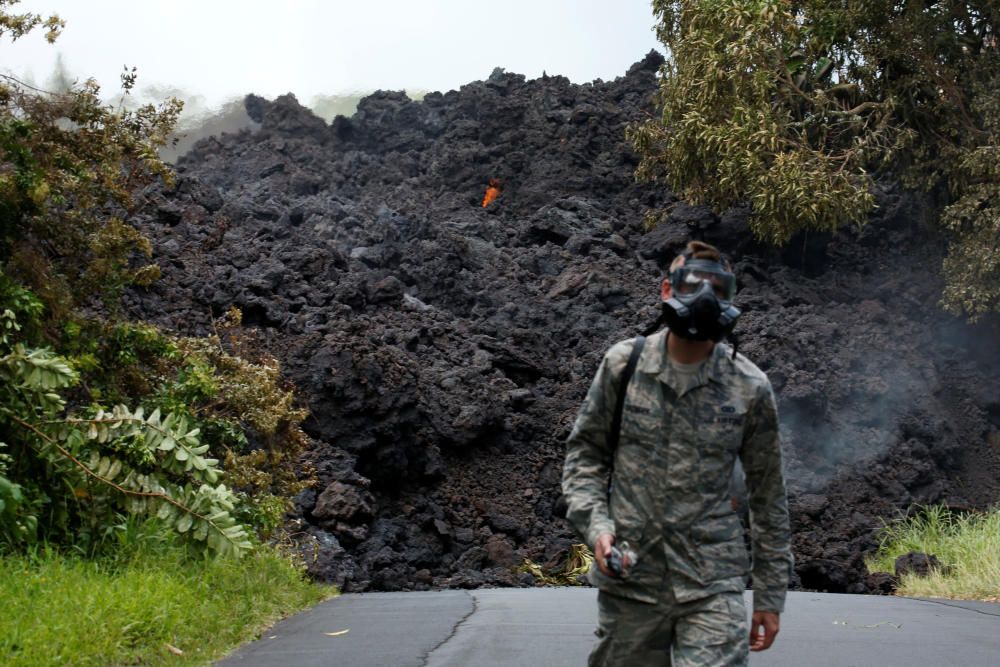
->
[[0, 312, 251, 555], [0, 276, 314, 554], [629, 0, 1000, 319], [0, 3, 312, 556], [157, 308, 313, 537], [0, 58, 181, 316], [0, 0, 62, 44]]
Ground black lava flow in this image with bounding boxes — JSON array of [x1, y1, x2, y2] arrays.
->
[[128, 52, 1000, 593]]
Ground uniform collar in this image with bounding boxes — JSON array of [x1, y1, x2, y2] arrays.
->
[[638, 330, 728, 395]]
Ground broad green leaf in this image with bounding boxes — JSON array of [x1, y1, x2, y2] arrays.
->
[[176, 513, 193, 533], [193, 520, 208, 541], [207, 530, 222, 553]]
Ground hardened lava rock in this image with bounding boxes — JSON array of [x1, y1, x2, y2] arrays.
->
[[129, 50, 1000, 593]]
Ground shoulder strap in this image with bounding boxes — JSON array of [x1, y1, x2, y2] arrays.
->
[[608, 335, 645, 452]]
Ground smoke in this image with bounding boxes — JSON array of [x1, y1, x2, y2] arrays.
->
[[45, 54, 73, 93], [157, 89, 431, 162], [308, 89, 428, 123], [780, 360, 925, 492], [156, 93, 258, 164], [0, 53, 72, 93], [308, 92, 368, 123], [6, 55, 436, 163]]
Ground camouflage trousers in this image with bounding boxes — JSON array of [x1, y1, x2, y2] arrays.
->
[[588, 589, 748, 667]]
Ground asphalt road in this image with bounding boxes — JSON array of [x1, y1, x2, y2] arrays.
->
[[217, 588, 1000, 666]]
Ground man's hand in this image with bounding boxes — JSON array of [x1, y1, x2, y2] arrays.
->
[[749, 611, 780, 651], [593, 533, 616, 577]]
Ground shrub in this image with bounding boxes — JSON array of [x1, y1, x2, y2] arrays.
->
[[0, 3, 312, 556], [630, 1, 1000, 319]]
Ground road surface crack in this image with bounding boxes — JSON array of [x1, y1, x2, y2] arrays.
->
[[914, 597, 1000, 618], [422, 590, 478, 665]]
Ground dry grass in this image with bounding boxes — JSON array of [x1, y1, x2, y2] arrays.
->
[[519, 543, 594, 585]]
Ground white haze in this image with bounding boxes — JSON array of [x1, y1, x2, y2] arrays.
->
[[2, 0, 663, 111]]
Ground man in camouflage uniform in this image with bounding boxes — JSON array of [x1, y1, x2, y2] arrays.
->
[[562, 241, 791, 666]]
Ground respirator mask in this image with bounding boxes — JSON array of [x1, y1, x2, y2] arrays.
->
[[662, 258, 741, 342]]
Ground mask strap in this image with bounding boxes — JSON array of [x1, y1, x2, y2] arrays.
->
[[642, 309, 666, 337]]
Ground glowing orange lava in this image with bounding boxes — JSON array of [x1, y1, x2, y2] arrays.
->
[[482, 178, 501, 208]]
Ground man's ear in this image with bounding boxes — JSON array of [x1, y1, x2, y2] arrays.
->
[[661, 278, 672, 301]]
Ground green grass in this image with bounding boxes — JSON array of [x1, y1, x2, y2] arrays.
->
[[0, 526, 335, 666], [866, 504, 1000, 601]]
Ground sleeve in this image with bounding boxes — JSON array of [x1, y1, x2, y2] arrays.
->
[[560, 343, 628, 548], [739, 378, 792, 613]]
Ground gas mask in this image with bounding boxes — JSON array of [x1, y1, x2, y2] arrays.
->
[[662, 258, 741, 342]]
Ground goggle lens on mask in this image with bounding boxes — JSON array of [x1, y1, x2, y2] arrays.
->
[[670, 264, 735, 301]]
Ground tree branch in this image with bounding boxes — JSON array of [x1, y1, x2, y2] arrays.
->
[[4, 410, 233, 535]]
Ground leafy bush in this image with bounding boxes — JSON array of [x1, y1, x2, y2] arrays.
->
[[0, 2, 313, 557], [153, 308, 314, 536], [0, 279, 315, 555], [629, 1, 1000, 319], [0, 296, 252, 555]]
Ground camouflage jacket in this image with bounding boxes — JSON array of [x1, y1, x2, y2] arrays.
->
[[561, 330, 791, 612]]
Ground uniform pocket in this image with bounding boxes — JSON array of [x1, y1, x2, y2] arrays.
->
[[691, 515, 750, 582], [618, 411, 663, 465], [696, 421, 742, 491], [675, 592, 748, 663]]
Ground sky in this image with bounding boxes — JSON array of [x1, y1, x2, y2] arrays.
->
[[2, 0, 663, 109]]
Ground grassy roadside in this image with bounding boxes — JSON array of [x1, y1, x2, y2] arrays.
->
[[1, 533, 334, 666], [866, 505, 1000, 602]]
